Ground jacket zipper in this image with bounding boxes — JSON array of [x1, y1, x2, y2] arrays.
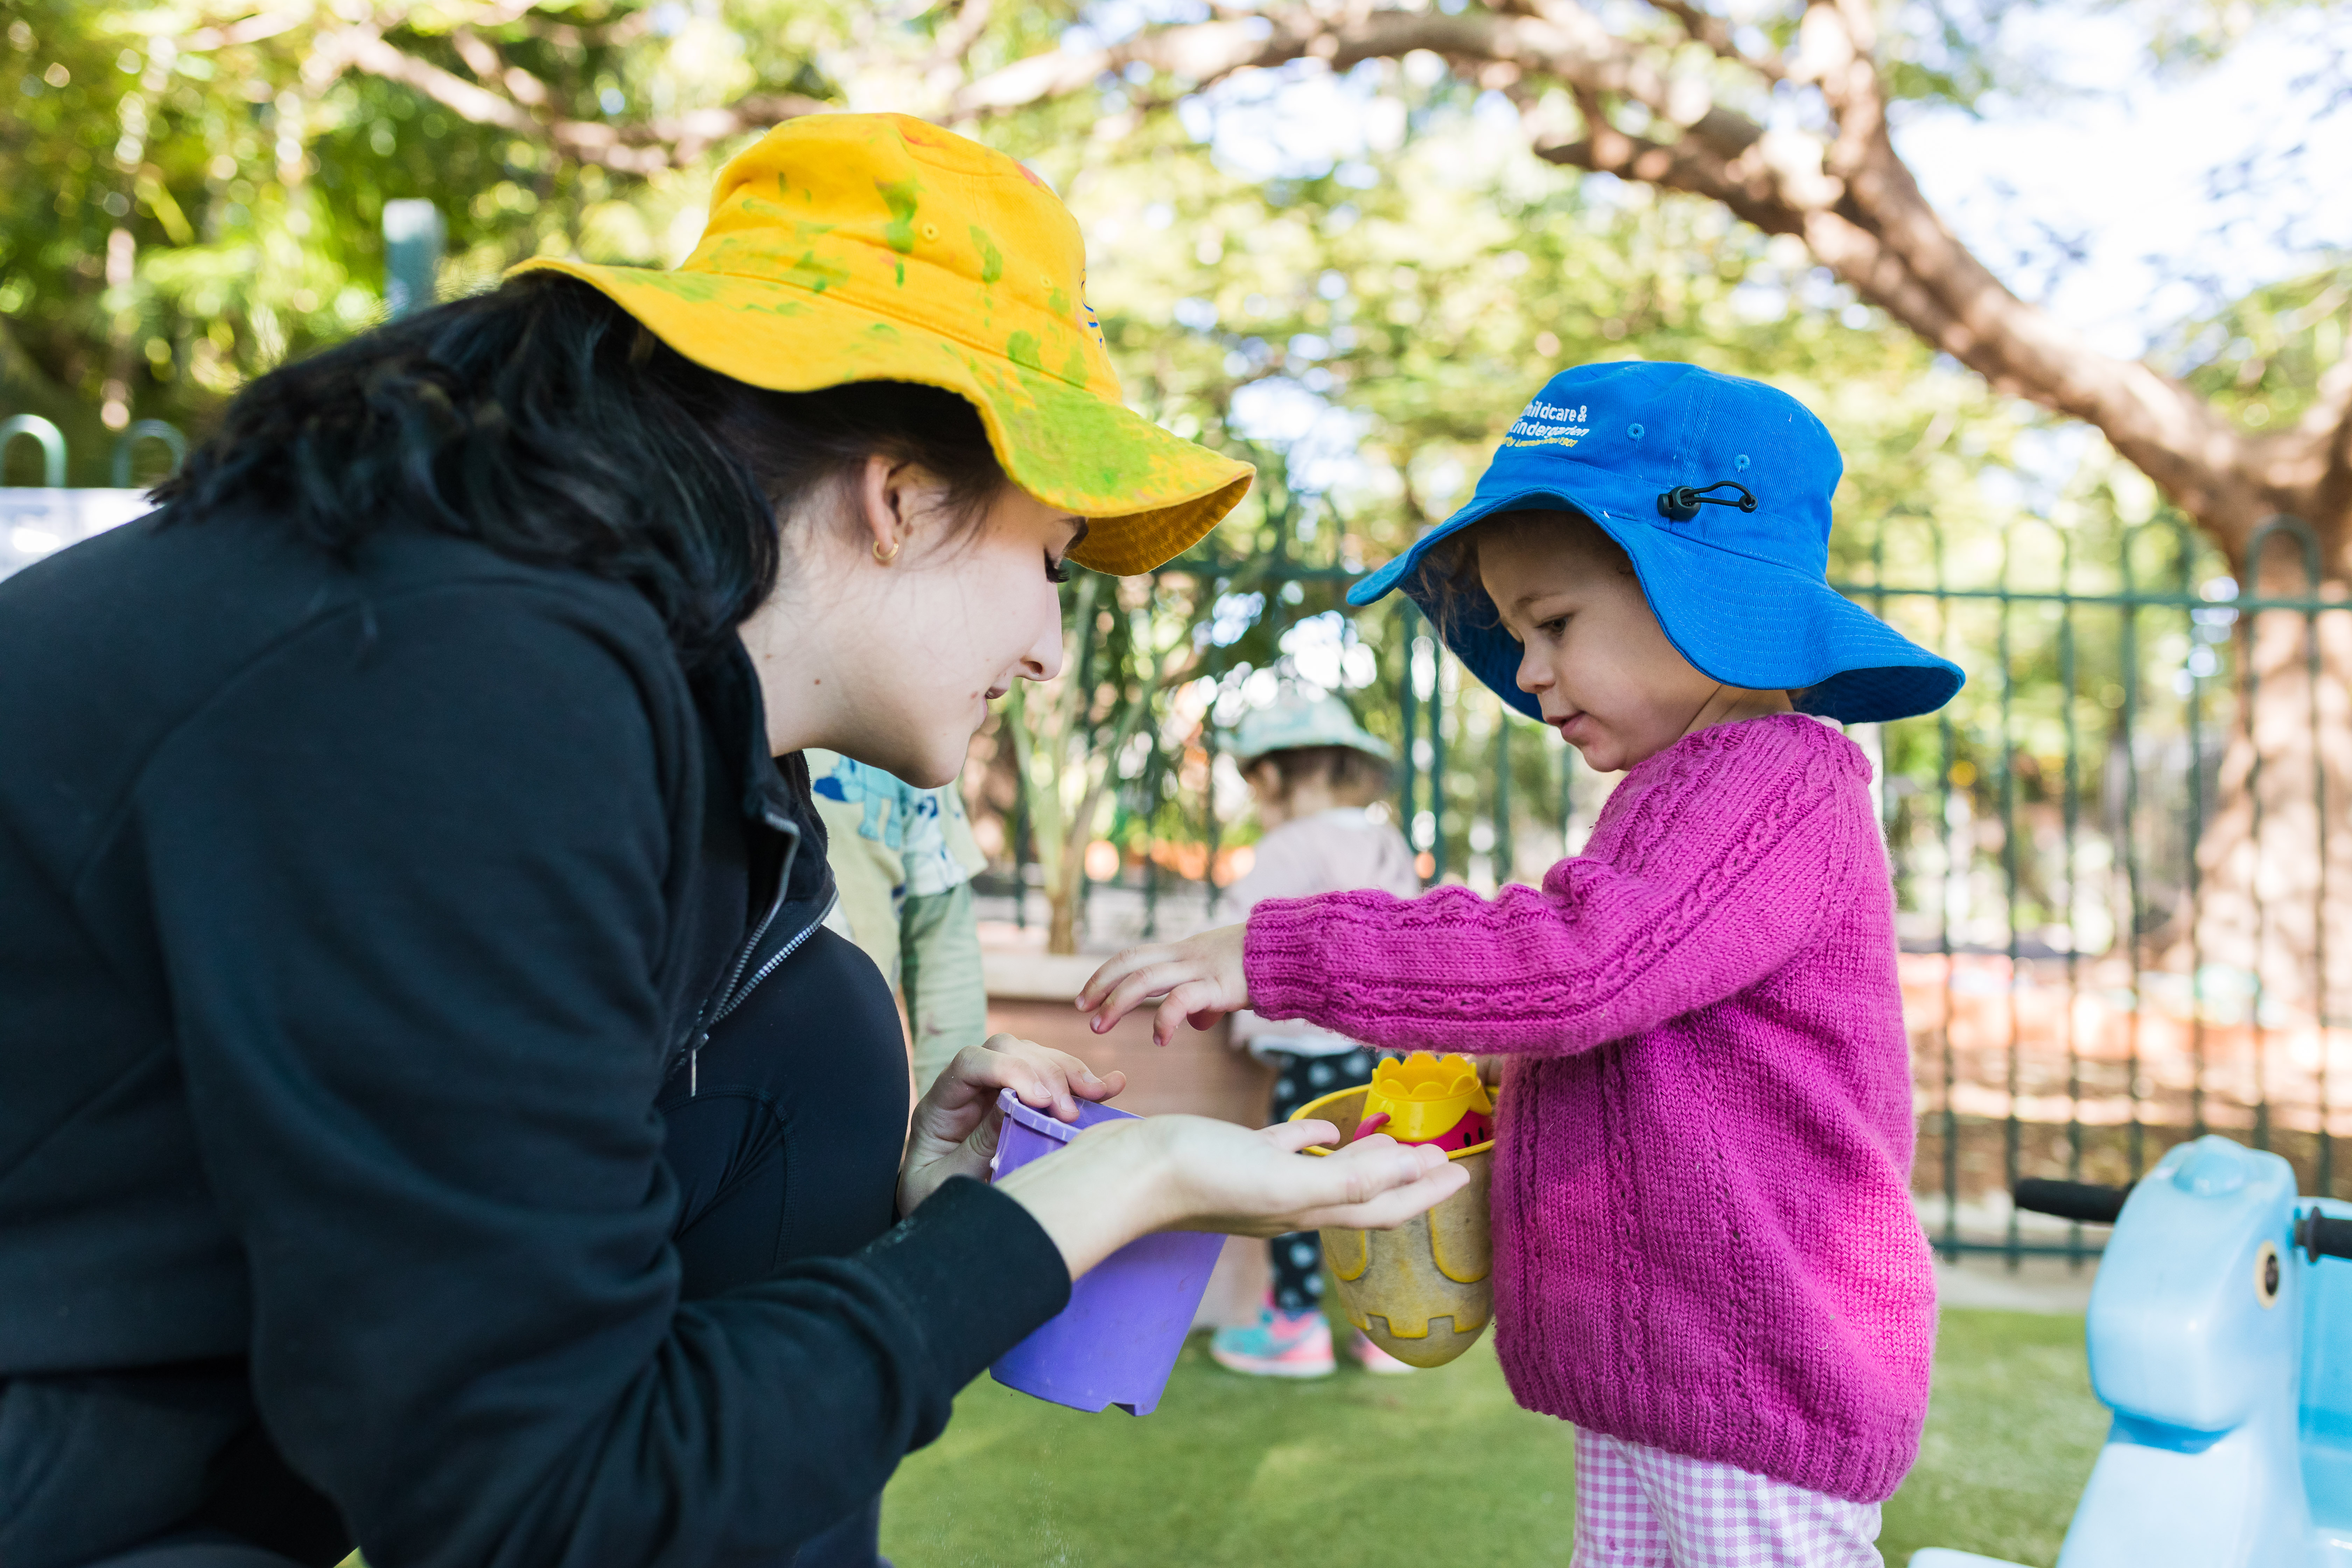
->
[[687, 810, 812, 1097], [710, 889, 837, 1032]]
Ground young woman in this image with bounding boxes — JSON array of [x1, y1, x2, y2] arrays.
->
[[0, 115, 1464, 1568]]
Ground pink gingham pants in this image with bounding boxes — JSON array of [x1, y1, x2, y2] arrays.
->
[[1570, 1430, 1884, 1567]]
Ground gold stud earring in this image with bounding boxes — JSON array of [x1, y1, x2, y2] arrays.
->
[[873, 537, 902, 564]]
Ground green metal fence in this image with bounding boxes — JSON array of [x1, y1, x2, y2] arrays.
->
[[1006, 509, 2352, 1262], [16, 408, 2346, 1264]]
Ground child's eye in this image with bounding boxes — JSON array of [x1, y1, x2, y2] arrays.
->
[[1045, 552, 1073, 584], [1536, 615, 1570, 637]]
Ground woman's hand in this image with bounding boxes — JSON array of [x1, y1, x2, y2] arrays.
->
[[992, 1114, 1469, 1280], [1074, 924, 1248, 1048], [1148, 1116, 1468, 1237], [897, 1033, 1125, 1218]]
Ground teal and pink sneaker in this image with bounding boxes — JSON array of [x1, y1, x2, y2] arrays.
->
[[1209, 1299, 1335, 1378]]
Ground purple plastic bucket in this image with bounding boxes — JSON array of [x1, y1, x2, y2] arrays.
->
[[986, 1088, 1223, 1415]]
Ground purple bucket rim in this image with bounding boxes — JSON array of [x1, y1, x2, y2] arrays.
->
[[996, 1086, 1137, 1144]]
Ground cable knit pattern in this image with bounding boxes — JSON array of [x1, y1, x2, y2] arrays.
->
[[1244, 714, 1933, 1503]]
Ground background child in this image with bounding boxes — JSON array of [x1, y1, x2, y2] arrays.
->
[[807, 749, 990, 1097], [1209, 695, 1422, 1379], [1081, 362, 1964, 1565]]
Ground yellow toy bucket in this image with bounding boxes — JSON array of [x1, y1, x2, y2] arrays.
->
[[1289, 1074, 1495, 1368]]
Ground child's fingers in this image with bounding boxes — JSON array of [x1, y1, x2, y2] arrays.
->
[[1150, 980, 1225, 1047], [1088, 961, 1193, 1034], [1074, 945, 1173, 1011]]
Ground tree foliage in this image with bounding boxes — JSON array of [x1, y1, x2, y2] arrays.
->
[[4, 0, 2344, 956]]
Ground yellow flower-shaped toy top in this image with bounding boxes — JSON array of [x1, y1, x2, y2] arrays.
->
[[1363, 1052, 1494, 1149]]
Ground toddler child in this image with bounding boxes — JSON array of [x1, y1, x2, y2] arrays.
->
[[1208, 694, 1422, 1379], [1079, 362, 1963, 1565]]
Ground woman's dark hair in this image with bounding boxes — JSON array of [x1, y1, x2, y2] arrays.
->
[[154, 272, 1005, 665], [1246, 744, 1393, 808], [1412, 506, 1634, 644]]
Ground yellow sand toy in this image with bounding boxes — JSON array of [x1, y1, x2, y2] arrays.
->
[[1291, 1053, 1496, 1369]]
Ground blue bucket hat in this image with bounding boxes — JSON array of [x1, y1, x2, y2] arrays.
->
[[1348, 362, 1962, 725]]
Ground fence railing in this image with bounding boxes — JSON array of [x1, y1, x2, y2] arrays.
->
[[0, 415, 186, 580], [15, 411, 2345, 1265], [990, 509, 2352, 1264]]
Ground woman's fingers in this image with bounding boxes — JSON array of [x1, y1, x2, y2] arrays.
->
[[950, 1037, 1076, 1121], [1003, 1113, 1467, 1275], [1332, 1136, 1453, 1194], [963, 1034, 1126, 1121], [1293, 1161, 1470, 1233], [1277, 1136, 1459, 1228], [1261, 1119, 1338, 1154]]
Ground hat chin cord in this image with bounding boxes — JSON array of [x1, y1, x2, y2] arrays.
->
[[1682, 682, 1728, 740]]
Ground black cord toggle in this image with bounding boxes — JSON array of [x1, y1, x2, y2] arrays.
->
[[1657, 479, 1758, 522]]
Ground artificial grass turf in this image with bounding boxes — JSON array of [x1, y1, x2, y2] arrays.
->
[[880, 1307, 2107, 1566]]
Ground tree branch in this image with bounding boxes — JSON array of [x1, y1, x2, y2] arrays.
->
[[962, 0, 2332, 554], [1642, 0, 1786, 80], [2293, 316, 2352, 530], [328, 29, 822, 175]]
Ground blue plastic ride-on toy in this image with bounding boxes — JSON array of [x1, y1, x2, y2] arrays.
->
[[1914, 1134, 2352, 1568]]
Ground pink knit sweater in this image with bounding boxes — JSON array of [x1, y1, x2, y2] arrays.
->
[[1244, 714, 1933, 1503]]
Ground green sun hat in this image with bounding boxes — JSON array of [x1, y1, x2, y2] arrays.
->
[[1230, 694, 1394, 768]]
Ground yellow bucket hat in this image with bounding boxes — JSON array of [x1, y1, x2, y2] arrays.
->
[[511, 113, 1252, 576]]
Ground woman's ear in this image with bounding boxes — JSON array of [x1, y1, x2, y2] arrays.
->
[[852, 455, 955, 561], [851, 453, 904, 559]]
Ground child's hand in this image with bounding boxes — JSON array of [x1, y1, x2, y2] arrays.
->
[[897, 1033, 1126, 1216], [1075, 924, 1248, 1048]]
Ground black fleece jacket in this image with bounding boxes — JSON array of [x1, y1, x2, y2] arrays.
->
[[0, 508, 1069, 1567]]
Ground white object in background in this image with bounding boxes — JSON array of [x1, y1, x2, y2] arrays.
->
[[0, 489, 155, 582]]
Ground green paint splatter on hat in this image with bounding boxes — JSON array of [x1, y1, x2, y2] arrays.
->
[[876, 179, 920, 255], [787, 250, 849, 293], [1006, 331, 1043, 372], [969, 226, 1003, 284], [635, 272, 723, 301]]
